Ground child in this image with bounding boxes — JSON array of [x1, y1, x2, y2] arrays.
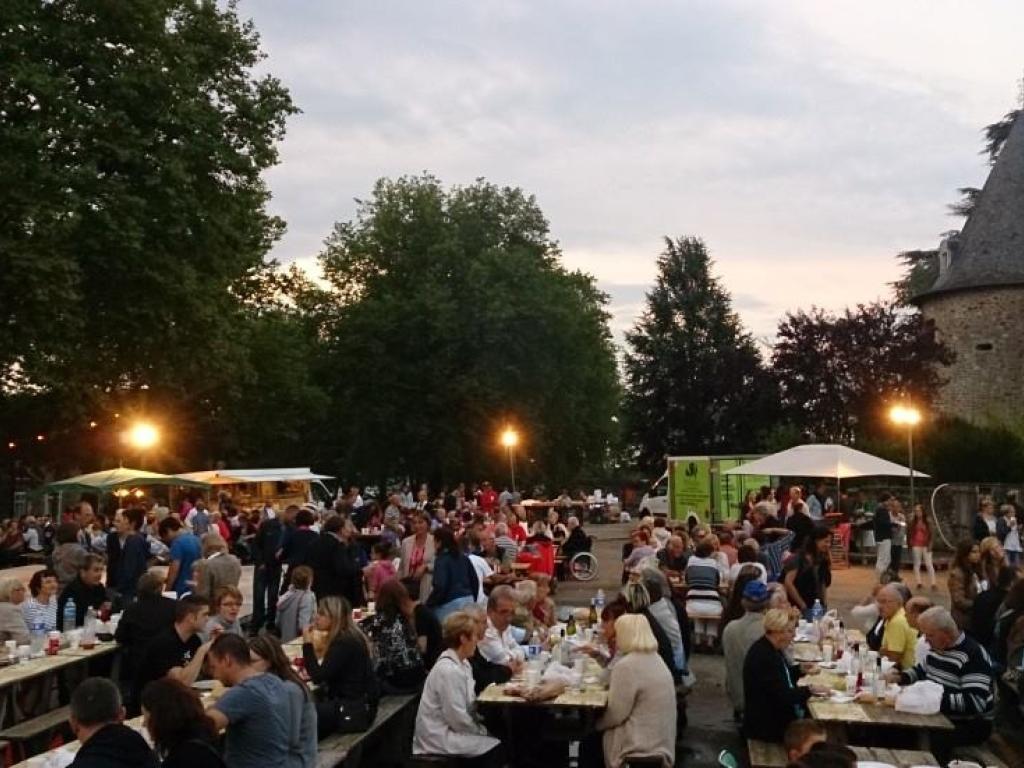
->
[[276, 565, 316, 643], [363, 541, 397, 599]]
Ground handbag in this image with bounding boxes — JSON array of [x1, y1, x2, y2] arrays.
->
[[334, 696, 374, 733]]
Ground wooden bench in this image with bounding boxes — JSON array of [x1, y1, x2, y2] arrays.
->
[[851, 746, 940, 767], [952, 744, 1010, 768], [316, 694, 417, 768], [747, 739, 787, 768], [0, 705, 70, 762]]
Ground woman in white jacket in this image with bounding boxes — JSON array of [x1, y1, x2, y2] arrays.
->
[[412, 611, 502, 766]]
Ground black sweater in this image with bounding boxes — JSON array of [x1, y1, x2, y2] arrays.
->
[[303, 633, 378, 704], [742, 636, 812, 742]]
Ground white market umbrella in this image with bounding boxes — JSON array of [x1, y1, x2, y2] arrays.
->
[[722, 444, 928, 480], [723, 443, 928, 506]]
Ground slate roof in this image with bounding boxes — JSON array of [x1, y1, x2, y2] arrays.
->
[[916, 114, 1024, 300]]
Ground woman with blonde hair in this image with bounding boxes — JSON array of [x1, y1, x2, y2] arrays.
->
[[0, 576, 29, 644], [413, 610, 502, 765], [301, 596, 379, 737], [584, 614, 675, 768], [743, 609, 829, 742], [978, 536, 1005, 591]]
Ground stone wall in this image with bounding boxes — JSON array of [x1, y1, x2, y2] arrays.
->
[[920, 285, 1024, 426]]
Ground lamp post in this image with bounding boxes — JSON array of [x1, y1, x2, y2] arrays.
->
[[500, 427, 519, 493], [889, 405, 922, 509], [124, 422, 159, 468]]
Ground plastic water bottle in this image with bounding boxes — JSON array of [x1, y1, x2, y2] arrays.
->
[[595, 589, 605, 612], [528, 629, 542, 659], [83, 607, 97, 647], [29, 622, 46, 656], [63, 597, 77, 630]]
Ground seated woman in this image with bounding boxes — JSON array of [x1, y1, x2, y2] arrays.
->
[[141, 678, 225, 768], [364, 579, 428, 693], [21, 568, 59, 633], [413, 611, 503, 766], [0, 576, 30, 644], [742, 609, 829, 742], [582, 598, 629, 675], [527, 573, 556, 629], [584, 614, 676, 768], [546, 510, 568, 545], [302, 596, 379, 738], [201, 586, 244, 641], [248, 634, 317, 767], [684, 539, 724, 650]]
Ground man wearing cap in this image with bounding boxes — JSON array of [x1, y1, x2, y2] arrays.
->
[[722, 580, 769, 721]]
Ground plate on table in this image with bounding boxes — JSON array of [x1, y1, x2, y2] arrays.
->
[[817, 660, 838, 670], [828, 693, 855, 704], [191, 680, 217, 691], [856, 763, 896, 768]]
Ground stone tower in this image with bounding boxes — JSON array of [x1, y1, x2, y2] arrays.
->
[[914, 114, 1024, 426]]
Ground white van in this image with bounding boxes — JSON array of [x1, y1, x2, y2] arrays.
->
[[638, 472, 670, 518]]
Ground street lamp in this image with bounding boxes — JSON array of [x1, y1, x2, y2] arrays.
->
[[124, 422, 159, 467], [500, 427, 519, 493], [889, 404, 922, 508]]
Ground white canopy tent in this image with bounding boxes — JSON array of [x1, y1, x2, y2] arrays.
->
[[722, 444, 928, 481], [723, 443, 928, 505]]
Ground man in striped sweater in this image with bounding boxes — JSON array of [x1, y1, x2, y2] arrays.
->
[[895, 606, 995, 760]]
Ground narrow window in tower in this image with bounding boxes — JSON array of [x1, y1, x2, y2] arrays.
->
[[975, 342, 994, 351]]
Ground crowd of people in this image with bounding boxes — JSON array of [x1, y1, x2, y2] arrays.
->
[[2, 482, 1022, 767]]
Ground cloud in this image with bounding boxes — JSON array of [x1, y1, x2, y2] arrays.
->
[[247, 0, 1022, 347]]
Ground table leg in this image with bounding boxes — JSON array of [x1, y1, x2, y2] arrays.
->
[[915, 728, 931, 753]]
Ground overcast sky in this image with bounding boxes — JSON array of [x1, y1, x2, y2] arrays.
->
[[243, 0, 1023, 344]]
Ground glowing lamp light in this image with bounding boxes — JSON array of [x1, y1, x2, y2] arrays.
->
[[889, 405, 922, 427], [6, 442, 14, 450], [126, 422, 159, 449], [89, 421, 98, 428], [36, 434, 45, 442], [500, 428, 519, 449]]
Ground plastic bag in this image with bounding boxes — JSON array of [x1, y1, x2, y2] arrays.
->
[[894, 680, 943, 714]]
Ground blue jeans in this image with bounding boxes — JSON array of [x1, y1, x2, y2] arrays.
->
[[433, 595, 474, 624]]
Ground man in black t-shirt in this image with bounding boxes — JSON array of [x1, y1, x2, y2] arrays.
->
[[131, 595, 212, 714]]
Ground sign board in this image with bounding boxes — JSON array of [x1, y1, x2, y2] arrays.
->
[[671, 457, 711, 522]]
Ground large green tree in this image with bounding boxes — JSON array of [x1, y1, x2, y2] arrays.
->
[[622, 237, 777, 471], [0, 0, 299, 475], [771, 302, 951, 444], [317, 175, 620, 487]]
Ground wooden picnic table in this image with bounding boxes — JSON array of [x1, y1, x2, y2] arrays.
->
[[0, 642, 118, 691], [808, 697, 953, 751], [477, 682, 608, 709]]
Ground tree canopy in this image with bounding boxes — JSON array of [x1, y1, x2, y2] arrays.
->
[[622, 237, 777, 470], [771, 302, 951, 444], [315, 174, 620, 488], [0, 0, 306, 481]]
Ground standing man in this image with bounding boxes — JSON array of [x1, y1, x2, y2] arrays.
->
[[309, 515, 364, 606], [158, 517, 201, 598], [106, 508, 149, 604], [250, 506, 284, 635], [874, 493, 894, 582]]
